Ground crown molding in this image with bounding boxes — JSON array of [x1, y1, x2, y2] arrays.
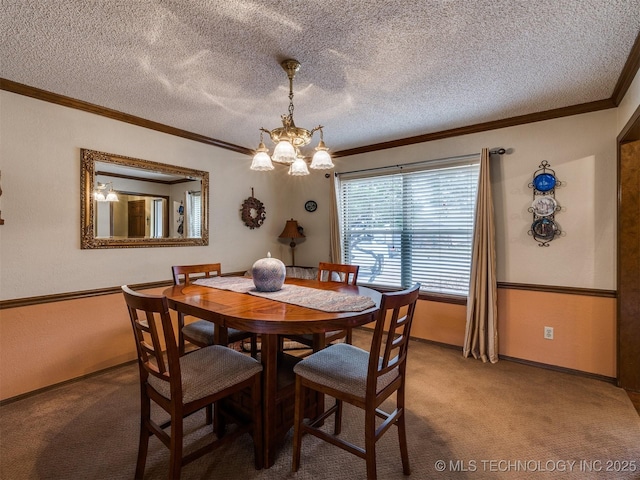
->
[[0, 78, 252, 155], [3, 28, 639, 161], [332, 99, 616, 158], [612, 31, 640, 106]]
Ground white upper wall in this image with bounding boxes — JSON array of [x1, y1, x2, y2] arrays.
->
[[3, 69, 639, 299], [331, 109, 618, 290], [0, 91, 291, 300]]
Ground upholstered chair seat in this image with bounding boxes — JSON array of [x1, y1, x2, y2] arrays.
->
[[148, 345, 262, 404], [181, 321, 252, 350], [294, 343, 399, 399]]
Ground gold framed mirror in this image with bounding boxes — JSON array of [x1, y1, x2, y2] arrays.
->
[[81, 149, 209, 248]]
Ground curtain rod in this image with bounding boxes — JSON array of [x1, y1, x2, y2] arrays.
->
[[336, 148, 507, 177]]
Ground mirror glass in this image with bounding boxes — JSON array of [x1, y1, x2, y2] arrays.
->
[[81, 149, 208, 248]]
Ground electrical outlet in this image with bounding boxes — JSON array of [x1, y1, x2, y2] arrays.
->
[[544, 326, 554, 340]]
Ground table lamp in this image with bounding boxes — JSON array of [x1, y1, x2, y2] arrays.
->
[[278, 218, 305, 266]]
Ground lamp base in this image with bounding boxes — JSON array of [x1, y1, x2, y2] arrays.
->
[[290, 241, 296, 266]]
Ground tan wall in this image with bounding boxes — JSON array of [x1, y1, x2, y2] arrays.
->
[[497, 289, 616, 377], [0, 287, 615, 401], [378, 289, 616, 376], [0, 288, 164, 401], [413, 290, 616, 378]]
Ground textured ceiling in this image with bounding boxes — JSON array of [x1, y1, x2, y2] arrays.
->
[[1, 0, 639, 155]]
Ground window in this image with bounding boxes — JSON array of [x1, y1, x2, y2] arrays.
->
[[186, 191, 202, 238], [339, 161, 479, 296], [152, 199, 164, 238]]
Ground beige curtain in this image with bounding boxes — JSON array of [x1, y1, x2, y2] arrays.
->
[[329, 174, 342, 263], [463, 148, 498, 363]]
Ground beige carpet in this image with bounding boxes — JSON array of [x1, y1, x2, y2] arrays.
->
[[2, 330, 639, 479]]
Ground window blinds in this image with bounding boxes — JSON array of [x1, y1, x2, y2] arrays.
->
[[340, 162, 479, 296]]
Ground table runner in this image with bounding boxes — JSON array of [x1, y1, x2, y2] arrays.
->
[[193, 277, 375, 312]]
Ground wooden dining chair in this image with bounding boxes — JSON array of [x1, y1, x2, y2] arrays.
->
[[122, 286, 263, 480], [172, 263, 258, 357], [291, 283, 421, 480], [284, 262, 360, 352]]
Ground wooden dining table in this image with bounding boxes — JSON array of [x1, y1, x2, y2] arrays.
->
[[163, 277, 381, 468]]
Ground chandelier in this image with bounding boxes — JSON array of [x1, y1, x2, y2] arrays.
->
[[93, 182, 119, 202], [251, 59, 334, 175]]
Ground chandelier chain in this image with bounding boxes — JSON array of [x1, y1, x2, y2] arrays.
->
[[288, 75, 295, 119]]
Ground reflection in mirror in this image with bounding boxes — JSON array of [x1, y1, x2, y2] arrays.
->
[[81, 149, 209, 248]]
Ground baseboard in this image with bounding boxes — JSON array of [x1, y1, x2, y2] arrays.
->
[[0, 359, 137, 406], [378, 329, 617, 385], [499, 355, 617, 384]]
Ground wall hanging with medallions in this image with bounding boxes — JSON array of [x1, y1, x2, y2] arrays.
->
[[528, 160, 562, 246], [241, 188, 266, 229]]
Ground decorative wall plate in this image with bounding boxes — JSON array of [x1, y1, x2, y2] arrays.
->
[[304, 200, 317, 212], [531, 218, 558, 242], [533, 172, 557, 192], [531, 196, 557, 217]]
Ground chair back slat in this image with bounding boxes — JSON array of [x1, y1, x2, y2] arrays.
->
[[122, 286, 180, 386], [317, 262, 359, 285], [172, 263, 222, 285], [368, 284, 420, 389]]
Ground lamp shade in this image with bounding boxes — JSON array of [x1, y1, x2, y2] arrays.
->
[[251, 140, 274, 171], [310, 148, 333, 169], [105, 190, 119, 202], [272, 140, 296, 164], [251, 151, 274, 171], [279, 218, 305, 239], [288, 157, 310, 176]]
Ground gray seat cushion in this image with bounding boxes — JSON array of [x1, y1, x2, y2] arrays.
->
[[148, 345, 262, 404], [293, 343, 398, 399], [183, 320, 249, 345]]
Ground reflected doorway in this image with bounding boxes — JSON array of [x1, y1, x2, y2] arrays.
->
[[128, 200, 145, 238]]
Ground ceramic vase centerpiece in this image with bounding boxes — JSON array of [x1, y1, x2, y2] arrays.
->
[[252, 252, 286, 292]]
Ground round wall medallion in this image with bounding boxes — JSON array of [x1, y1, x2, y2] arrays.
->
[[305, 200, 317, 212]]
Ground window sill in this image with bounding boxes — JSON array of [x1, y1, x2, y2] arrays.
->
[[366, 285, 467, 306]]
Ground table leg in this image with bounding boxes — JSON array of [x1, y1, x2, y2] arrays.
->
[[260, 333, 279, 468]]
